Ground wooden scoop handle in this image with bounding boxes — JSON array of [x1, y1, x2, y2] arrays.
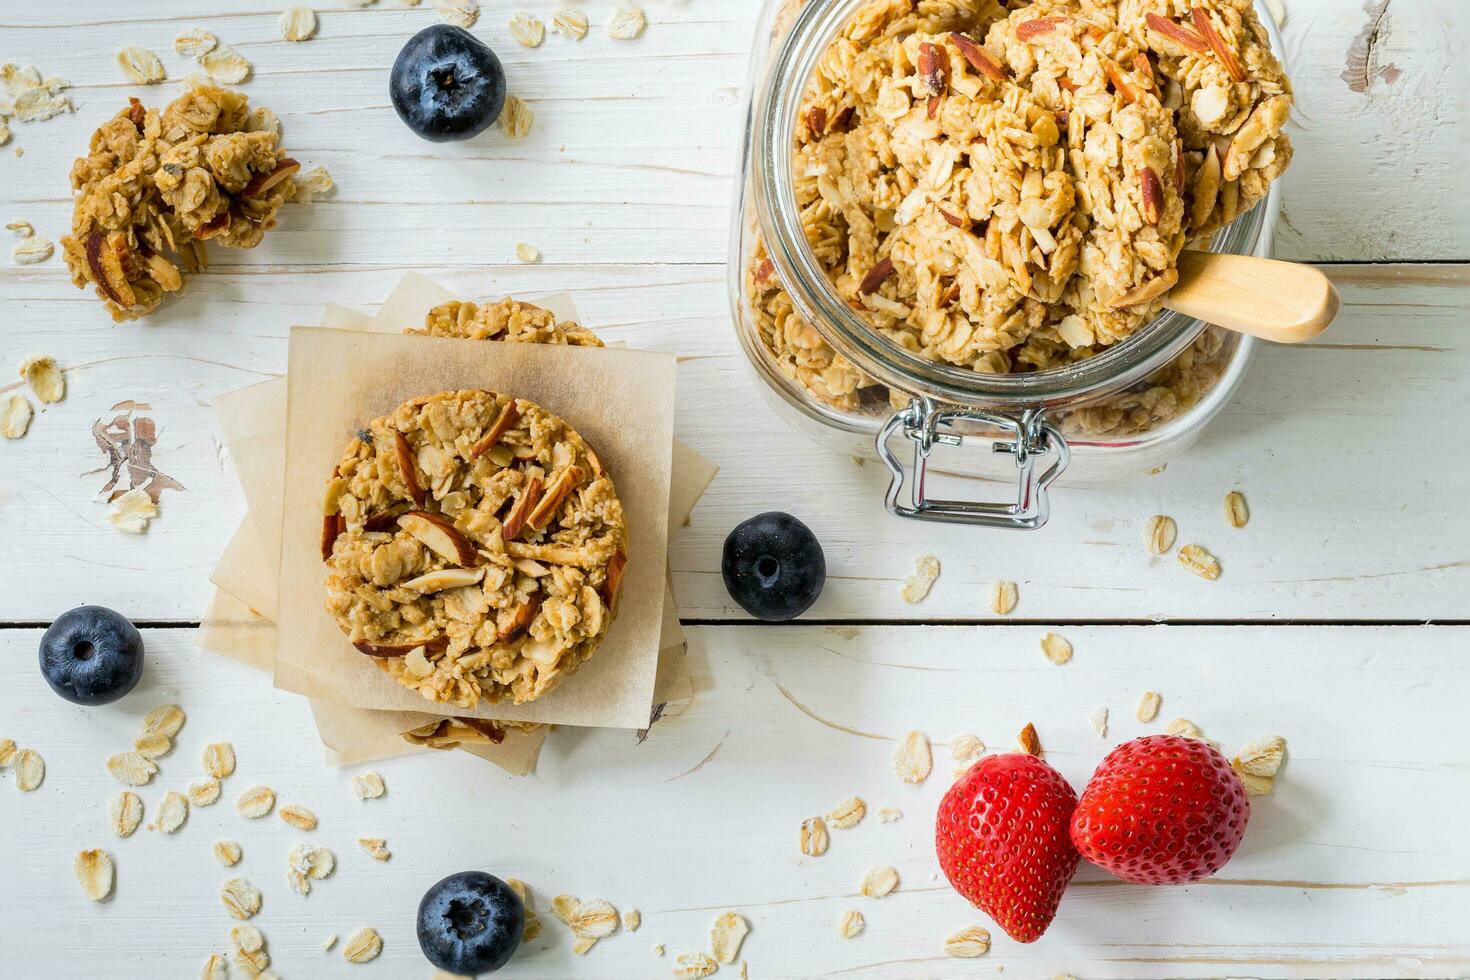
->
[[1163, 251, 1340, 344]]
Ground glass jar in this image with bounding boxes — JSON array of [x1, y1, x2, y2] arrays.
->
[[728, 0, 1285, 528]]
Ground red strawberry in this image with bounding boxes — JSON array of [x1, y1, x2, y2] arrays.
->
[[1070, 734, 1250, 885], [935, 752, 1080, 943]]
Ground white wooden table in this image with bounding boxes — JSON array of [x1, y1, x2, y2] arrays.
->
[[1, 2, 1467, 977]]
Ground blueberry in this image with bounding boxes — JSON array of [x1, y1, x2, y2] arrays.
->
[[390, 25, 506, 142], [417, 871, 524, 975], [722, 512, 826, 621], [39, 606, 145, 706]]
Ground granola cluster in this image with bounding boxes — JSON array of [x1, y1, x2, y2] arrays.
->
[[407, 297, 604, 348], [322, 389, 627, 709], [747, 0, 1291, 433], [60, 83, 298, 321]]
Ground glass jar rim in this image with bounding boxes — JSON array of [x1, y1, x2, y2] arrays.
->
[[750, 0, 1274, 409]]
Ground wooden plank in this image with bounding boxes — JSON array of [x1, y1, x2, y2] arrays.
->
[[0, 624, 1464, 977], [1, 265, 1464, 622], [0, 0, 1464, 265]]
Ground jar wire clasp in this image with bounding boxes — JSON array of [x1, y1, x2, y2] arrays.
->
[[877, 398, 1070, 530]]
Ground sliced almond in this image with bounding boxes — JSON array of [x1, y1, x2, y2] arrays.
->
[[1102, 57, 1137, 102], [1192, 6, 1247, 81], [244, 157, 300, 198], [1017, 722, 1042, 757], [496, 596, 542, 643], [916, 41, 948, 97], [1144, 12, 1209, 52], [400, 511, 478, 565], [893, 730, 932, 783], [403, 566, 486, 593], [353, 635, 449, 658], [526, 465, 582, 531], [1139, 166, 1164, 225], [949, 33, 1006, 81], [858, 257, 896, 294], [1109, 268, 1180, 309], [601, 548, 627, 610], [322, 513, 346, 562], [394, 430, 427, 507], [469, 401, 521, 458], [1016, 15, 1066, 39], [500, 477, 544, 540], [74, 849, 114, 901]]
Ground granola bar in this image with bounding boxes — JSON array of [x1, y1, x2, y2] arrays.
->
[[748, 0, 1291, 430], [59, 83, 298, 321], [322, 390, 627, 708]]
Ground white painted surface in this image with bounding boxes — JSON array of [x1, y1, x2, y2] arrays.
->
[[1, 626, 1467, 979], [1, 1, 1467, 978]]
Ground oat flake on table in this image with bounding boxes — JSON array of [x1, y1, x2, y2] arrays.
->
[[621, 907, 640, 932], [143, 704, 186, 738], [877, 805, 902, 823], [944, 925, 991, 958], [1178, 543, 1221, 579], [509, 12, 545, 47], [799, 815, 829, 856], [836, 909, 865, 938], [221, 878, 263, 919], [280, 8, 319, 42], [1088, 705, 1109, 737], [357, 837, 391, 861], [1040, 632, 1073, 665], [133, 732, 171, 759], [860, 864, 899, 898], [19, 354, 64, 403], [12, 236, 54, 265], [343, 926, 383, 963], [673, 953, 719, 979], [514, 241, 541, 263], [110, 791, 143, 837], [279, 803, 318, 830], [199, 44, 252, 84], [1145, 514, 1178, 555], [900, 555, 939, 603], [352, 770, 386, 800], [1136, 690, 1162, 723], [116, 46, 165, 84], [201, 953, 227, 980], [892, 729, 932, 783], [432, 0, 479, 28], [710, 911, 749, 964], [607, 5, 646, 40], [950, 733, 984, 760], [1165, 717, 1204, 739], [153, 790, 189, 833], [109, 488, 158, 534], [74, 849, 114, 901], [288, 843, 336, 895], [1225, 490, 1251, 528], [106, 750, 156, 786], [236, 785, 276, 818], [551, 8, 588, 39], [215, 840, 243, 867], [15, 748, 45, 791], [174, 28, 217, 58], [498, 94, 533, 139], [825, 795, 866, 829], [203, 742, 236, 778], [189, 777, 222, 807], [988, 580, 1018, 615], [0, 738, 14, 767], [293, 165, 335, 204], [2, 396, 33, 439]]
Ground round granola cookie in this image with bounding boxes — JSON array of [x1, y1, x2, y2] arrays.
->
[[321, 389, 627, 709]]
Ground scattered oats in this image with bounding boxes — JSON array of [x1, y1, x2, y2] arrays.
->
[[837, 909, 865, 938], [514, 241, 541, 263], [110, 791, 143, 837], [12, 88, 71, 123], [570, 897, 619, 943], [900, 555, 940, 603], [293, 165, 334, 203], [950, 734, 984, 761], [153, 790, 189, 833], [322, 934, 339, 951], [6, 219, 34, 237], [143, 704, 186, 738], [607, 5, 647, 40], [988, 580, 1018, 615], [432, 0, 480, 28], [1145, 514, 1178, 555], [11, 236, 54, 264], [74, 849, 114, 901], [214, 840, 243, 867], [1165, 717, 1204, 739], [201, 952, 228, 980], [622, 908, 641, 932], [509, 12, 545, 47], [352, 770, 386, 800], [1136, 690, 1162, 723], [877, 806, 902, 823], [1040, 632, 1073, 665], [190, 777, 222, 807], [498, 94, 533, 139], [944, 925, 991, 958], [133, 732, 172, 759], [220, 878, 262, 919], [0, 739, 14, 767], [109, 487, 158, 534], [19, 355, 63, 402], [1225, 490, 1250, 528], [288, 843, 336, 895], [279, 803, 318, 831], [1178, 543, 1221, 580], [106, 750, 157, 786], [343, 926, 383, 963], [0, 120, 8, 146], [860, 864, 899, 898], [892, 730, 932, 783], [2, 396, 32, 439], [202, 742, 236, 779], [826, 796, 866, 829], [357, 837, 391, 861], [710, 911, 749, 964], [551, 8, 589, 39], [551, 894, 579, 924], [174, 29, 218, 58], [230, 924, 268, 975], [1233, 735, 1287, 777], [652, 944, 666, 957], [200, 44, 253, 85], [1016, 722, 1042, 757], [236, 785, 276, 818], [1088, 705, 1109, 737], [116, 46, 165, 85], [799, 815, 829, 856], [279, 8, 319, 42], [673, 953, 719, 979]]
